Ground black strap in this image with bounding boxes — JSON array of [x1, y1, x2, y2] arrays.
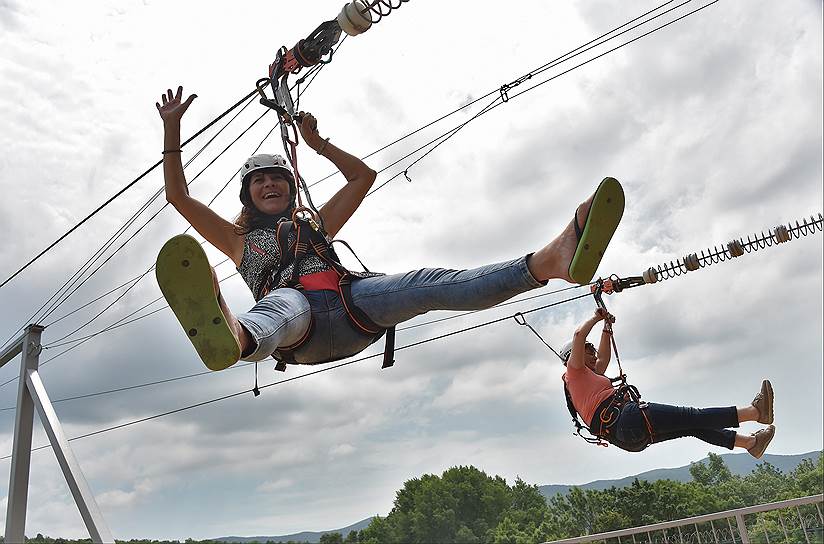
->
[[268, 218, 394, 370], [563, 382, 607, 446]]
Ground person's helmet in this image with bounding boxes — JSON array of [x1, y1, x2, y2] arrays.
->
[[239, 154, 297, 210], [559, 341, 574, 363], [559, 340, 596, 363]]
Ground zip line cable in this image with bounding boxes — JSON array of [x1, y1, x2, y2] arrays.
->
[[5, 207, 820, 395], [364, 0, 720, 199], [0, 93, 259, 355], [0, 290, 594, 461], [0, 0, 694, 351], [0, 47, 341, 389], [36, 95, 260, 323], [0, 1, 720, 389], [0, 88, 266, 292], [39, 112, 274, 347], [0, 283, 591, 412], [26, 42, 341, 349], [306, 0, 686, 191]]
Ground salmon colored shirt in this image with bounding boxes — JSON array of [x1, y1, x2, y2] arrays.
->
[[563, 365, 615, 425]]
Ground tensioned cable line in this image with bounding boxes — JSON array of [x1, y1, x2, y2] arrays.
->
[[35, 95, 260, 324], [0, 2, 717, 404], [39, 112, 275, 348], [0, 290, 593, 461], [27, 281, 590, 399], [12, 205, 823, 397], [29, 41, 344, 351], [0, 1, 717, 389], [0, 283, 591, 412], [0, 115, 274, 389], [0, 93, 260, 356], [0, 88, 268, 291], [363, 0, 720, 200], [306, 0, 686, 191], [332, 0, 715, 203], [2, 1, 678, 354], [324, 0, 712, 203]]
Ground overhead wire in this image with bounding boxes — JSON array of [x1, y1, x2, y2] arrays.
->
[[0, 290, 593, 461], [0, 281, 590, 405], [40, 110, 274, 347], [0, 88, 266, 291], [306, 0, 686, 191], [365, 0, 718, 199], [0, 0, 716, 394], [0, 93, 259, 355], [34, 37, 345, 350]]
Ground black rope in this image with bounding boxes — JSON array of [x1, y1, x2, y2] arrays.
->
[[40, 115, 276, 348], [0, 291, 592, 461], [0, 88, 264, 291], [39, 112, 272, 347], [364, 0, 720, 198], [0, 93, 259, 355], [307, 0, 688, 191]]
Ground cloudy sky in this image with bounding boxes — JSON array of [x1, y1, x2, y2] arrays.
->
[[0, 0, 821, 540]]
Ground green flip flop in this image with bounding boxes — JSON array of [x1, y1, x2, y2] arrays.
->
[[156, 234, 240, 371], [568, 177, 625, 284]]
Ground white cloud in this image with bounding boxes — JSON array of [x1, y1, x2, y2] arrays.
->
[[0, 0, 820, 540]]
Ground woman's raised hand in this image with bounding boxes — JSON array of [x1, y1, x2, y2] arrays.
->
[[156, 86, 197, 125], [593, 307, 615, 323], [295, 111, 325, 151]]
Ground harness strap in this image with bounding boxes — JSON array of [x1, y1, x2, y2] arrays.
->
[[265, 218, 394, 368], [563, 382, 608, 447]]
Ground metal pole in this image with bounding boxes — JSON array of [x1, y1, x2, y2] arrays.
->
[[735, 514, 750, 544], [796, 505, 810, 544], [4, 324, 43, 541], [26, 369, 114, 542], [3, 323, 113, 543]]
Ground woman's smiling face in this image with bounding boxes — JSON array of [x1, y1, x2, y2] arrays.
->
[[248, 169, 292, 215]]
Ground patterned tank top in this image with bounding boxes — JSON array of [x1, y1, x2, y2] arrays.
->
[[236, 224, 381, 302]]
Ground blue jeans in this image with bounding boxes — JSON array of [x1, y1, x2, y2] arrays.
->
[[236, 255, 544, 363], [611, 402, 739, 451]]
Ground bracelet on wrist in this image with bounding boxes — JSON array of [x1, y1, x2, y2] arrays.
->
[[162, 149, 182, 155], [602, 328, 613, 334], [316, 138, 330, 155]]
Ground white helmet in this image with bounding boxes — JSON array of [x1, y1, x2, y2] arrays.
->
[[240, 154, 294, 185], [560, 341, 574, 362], [559, 340, 596, 363]]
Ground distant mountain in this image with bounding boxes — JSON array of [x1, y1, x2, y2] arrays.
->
[[213, 450, 821, 543], [538, 450, 822, 498], [214, 517, 372, 543]]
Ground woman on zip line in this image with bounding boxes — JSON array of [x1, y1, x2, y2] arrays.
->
[[561, 308, 776, 457], [155, 86, 625, 370]]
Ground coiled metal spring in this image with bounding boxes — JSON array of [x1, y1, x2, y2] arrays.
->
[[358, 0, 410, 24], [645, 213, 823, 282]]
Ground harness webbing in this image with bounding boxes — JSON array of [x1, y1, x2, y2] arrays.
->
[[268, 219, 395, 369]]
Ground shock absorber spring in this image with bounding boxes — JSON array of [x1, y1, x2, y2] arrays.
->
[[337, 0, 411, 36]]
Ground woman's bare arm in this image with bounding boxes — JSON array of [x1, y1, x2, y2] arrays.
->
[[594, 310, 615, 375], [567, 312, 603, 371], [157, 87, 244, 266], [296, 112, 376, 238]]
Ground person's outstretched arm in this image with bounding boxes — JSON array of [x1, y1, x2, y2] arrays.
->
[[157, 86, 244, 265], [567, 309, 607, 371], [297, 112, 376, 238], [595, 309, 614, 375]]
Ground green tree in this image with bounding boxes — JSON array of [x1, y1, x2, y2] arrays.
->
[[319, 532, 344, 544]]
